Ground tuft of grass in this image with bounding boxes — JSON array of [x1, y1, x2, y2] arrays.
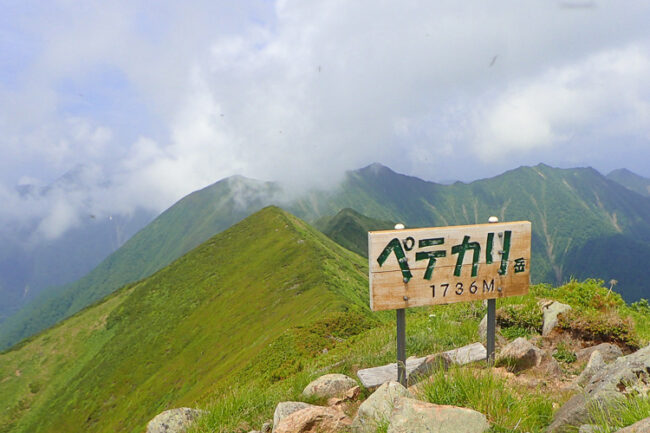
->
[[417, 366, 556, 433], [581, 393, 650, 433], [501, 326, 533, 340]]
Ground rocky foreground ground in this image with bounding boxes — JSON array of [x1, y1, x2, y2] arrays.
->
[[146, 301, 650, 433]]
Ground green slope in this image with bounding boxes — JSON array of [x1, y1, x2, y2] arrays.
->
[[607, 168, 650, 197], [0, 206, 370, 433], [314, 208, 395, 257], [5, 163, 650, 351]]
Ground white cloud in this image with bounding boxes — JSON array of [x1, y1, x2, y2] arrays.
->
[[2, 0, 650, 242], [472, 45, 650, 160]]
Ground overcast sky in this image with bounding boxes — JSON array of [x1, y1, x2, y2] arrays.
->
[[1, 0, 650, 240]]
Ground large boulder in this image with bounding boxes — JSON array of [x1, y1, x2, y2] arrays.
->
[[146, 408, 205, 433], [387, 398, 489, 433], [614, 417, 650, 432], [547, 345, 650, 433], [302, 374, 357, 399], [576, 343, 623, 363], [542, 301, 572, 336], [352, 381, 411, 433], [272, 402, 313, 433], [496, 337, 543, 372], [273, 406, 352, 433]]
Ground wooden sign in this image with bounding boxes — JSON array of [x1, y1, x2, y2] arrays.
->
[[368, 221, 531, 311]]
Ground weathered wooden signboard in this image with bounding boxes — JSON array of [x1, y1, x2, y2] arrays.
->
[[368, 221, 531, 311]]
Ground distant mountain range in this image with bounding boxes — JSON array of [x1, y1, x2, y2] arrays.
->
[[1, 163, 649, 350]]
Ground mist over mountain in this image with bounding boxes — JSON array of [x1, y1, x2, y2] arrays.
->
[[1, 162, 649, 351], [0, 167, 155, 324]]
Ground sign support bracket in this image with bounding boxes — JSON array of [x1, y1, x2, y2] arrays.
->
[[486, 216, 498, 365], [396, 308, 406, 386], [486, 298, 496, 365]]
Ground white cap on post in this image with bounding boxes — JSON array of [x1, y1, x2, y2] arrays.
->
[[488, 216, 499, 223], [394, 223, 405, 230]]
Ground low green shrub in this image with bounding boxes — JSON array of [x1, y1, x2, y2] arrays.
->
[[630, 299, 650, 314], [557, 310, 639, 350], [496, 304, 543, 335], [531, 279, 625, 312], [552, 342, 577, 364]]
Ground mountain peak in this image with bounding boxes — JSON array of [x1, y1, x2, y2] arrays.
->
[[607, 168, 650, 197], [356, 163, 396, 176]]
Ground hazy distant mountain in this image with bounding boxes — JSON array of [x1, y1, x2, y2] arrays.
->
[[0, 167, 155, 324], [2, 163, 649, 350], [607, 168, 650, 197]]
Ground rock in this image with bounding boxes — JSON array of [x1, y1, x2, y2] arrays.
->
[[302, 373, 357, 399], [496, 337, 543, 372], [577, 350, 605, 387], [327, 385, 360, 406], [542, 301, 572, 336], [272, 402, 313, 433], [146, 408, 205, 433], [577, 343, 623, 363], [423, 342, 487, 372], [547, 345, 650, 433], [479, 315, 488, 341], [345, 385, 360, 399], [578, 425, 601, 433], [273, 406, 352, 433], [543, 358, 564, 378], [614, 417, 650, 432], [261, 421, 272, 433], [357, 356, 427, 388], [387, 398, 489, 433], [479, 315, 501, 342], [358, 343, 487, 388], [352, 381, 411, 433]]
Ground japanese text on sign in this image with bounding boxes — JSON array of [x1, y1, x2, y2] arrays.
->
[[368, 221, 531, 311]]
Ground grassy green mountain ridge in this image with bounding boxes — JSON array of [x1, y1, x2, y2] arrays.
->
[[607, 168, 650, 197], [314, 208, 395, 257], [1, 207, 649, 433], [0, 176, 279, 350], [3, 163, 650, 351], [0, 206, 371, 433]]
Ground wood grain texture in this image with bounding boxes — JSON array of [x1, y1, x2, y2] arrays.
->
[[368, 221, 531, 311]]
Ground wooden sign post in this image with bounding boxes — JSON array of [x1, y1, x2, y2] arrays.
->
[[368, 220, 531, 385]]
